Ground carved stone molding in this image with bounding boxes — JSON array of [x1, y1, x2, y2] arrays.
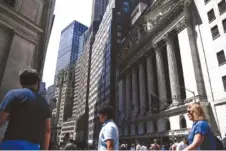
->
[[162, 33, 172, 42], [184, 0, 192, 8], [152, 43, 159, 49], [175, 18, 187, 33]]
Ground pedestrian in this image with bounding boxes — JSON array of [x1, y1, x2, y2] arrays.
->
[[176, 137, 188, 151], [171, 138, 178, 150], [184, 103, 216, 150], [136, 140, 141, 150], [0, 69, 51, 150], [131, 144, 136, 150], [161, 145, 166, 150], [97, 105, 119, 150], [141, 142, 147, 151], [64, 139, 77, 150], [150, 139, 160, 150]]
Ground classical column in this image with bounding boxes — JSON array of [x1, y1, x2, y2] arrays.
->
[[132, 67, 139, 114], [165, 35, 181, 106], [125, 72, 132, 119], [155, 47, 167, 110], [175, 1, 205, 98], [146, 56, 155, 113], [138, 62, 147, 115]]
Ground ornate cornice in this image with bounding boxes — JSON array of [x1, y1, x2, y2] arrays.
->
[[117, 0, 186, 75], [175, 18, 187, 33], [0, 3, 43, 44]]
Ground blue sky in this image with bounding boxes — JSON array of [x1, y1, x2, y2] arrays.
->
[[43, 0, 92, 87]]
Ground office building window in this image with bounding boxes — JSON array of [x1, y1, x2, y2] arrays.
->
[[217, 50, 226, 65], [204, 0, 210, 4], [3, 0, 16, 7], [211, 25, 220, 39], [222, 76, 226, 91], [207, 9, 216, 22], [223, 18, 226, 32], [218, 0, 226, 14]]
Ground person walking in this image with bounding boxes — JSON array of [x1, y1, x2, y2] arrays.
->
[[184, 103, 216, 150], [150, 139, 160, 150], [141, 143, 147, 151], [136, 140, 141, 151], [176, 138, 188, 151], [0, 69, 51, 150], [97, 105, 119, 150]]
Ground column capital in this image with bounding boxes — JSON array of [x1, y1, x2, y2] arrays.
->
[[175, 19, 187, 33], [152, 43, 158, 49], [184, 0, 192, 9], [162, 33, 174, 42]]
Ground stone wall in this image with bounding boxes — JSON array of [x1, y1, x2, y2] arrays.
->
[[0, 0, 55, 100]]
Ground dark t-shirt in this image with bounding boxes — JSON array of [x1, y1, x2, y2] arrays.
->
[[0, 88, 51, 144]]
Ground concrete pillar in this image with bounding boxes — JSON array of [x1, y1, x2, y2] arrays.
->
[[125, 72, 132, 119], [0, 34, 35, 100], [165, 35, 181, 106], [176, 2, 205, 98], [132, 67, 139, 114], [156, 48, 167, 110], [0, 27, 12, 87], [138, 62, 147, 115], [146, 56, 155, 113]]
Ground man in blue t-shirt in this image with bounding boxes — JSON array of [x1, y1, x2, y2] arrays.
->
[[0, 69, 51, 150]]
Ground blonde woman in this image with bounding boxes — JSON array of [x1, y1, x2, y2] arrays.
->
[[184, 103, 216, 150]]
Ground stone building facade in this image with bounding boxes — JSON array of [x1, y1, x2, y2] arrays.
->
[[0, 0, 55, 100], [54, 65, 74, 142], [116, 0, 220, 144]]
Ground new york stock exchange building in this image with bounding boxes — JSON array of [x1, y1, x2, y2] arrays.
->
[[115, 0, 226, 145]]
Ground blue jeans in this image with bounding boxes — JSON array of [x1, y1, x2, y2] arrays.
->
[[0, 140, 40, 150]]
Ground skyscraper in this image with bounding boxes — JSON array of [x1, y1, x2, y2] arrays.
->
[[39, 82, 47, 98], [91, 0, 109, 22], [88, 0, 131, 145], [55, 21, 88, 74]]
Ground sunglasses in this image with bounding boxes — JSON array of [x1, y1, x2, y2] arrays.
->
[[187, 110, 192, 114]]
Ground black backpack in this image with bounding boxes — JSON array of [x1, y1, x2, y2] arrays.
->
[[215, 136, 224, 150]]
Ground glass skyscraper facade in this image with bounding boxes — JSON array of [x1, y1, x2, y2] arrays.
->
[[88, 0, 115, 145], [55, 21, 88, 74], [91, 0, 109, 22]]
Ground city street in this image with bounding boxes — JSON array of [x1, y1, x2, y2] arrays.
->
[[0, 0, 226, 150]]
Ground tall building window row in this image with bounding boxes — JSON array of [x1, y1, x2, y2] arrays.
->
[[222, 18, 226, 32], [208, 9, 216, 23], [218, 0, 226, 14], [222, 75, 226, 91], [211, 25, 220, 39], [217, 50, 226, 65]]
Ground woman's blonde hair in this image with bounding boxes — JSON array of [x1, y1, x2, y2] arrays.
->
[[187, 103, 207, 121]]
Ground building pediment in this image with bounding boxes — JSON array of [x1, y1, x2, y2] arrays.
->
[[144, 0, 179, 31], [117, 0, 186, 72]]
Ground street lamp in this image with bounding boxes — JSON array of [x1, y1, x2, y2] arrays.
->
[[172, 85, 196, 103]]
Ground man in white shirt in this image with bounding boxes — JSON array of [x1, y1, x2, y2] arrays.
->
[[141, 143, 147, 151], [136, 140, 141, 151], [97, 105, 119, 150], [176, 138, 188, 151]]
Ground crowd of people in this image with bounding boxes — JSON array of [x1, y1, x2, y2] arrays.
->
[[119, 138, 189, 151], [0, 68, 225, 150]]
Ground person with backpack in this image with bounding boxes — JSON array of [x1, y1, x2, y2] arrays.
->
[[185, 103, 217, 150], [0, 69, 51, 150]]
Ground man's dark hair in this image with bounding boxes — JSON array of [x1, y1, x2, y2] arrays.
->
[[97, 104, 114, 119], [19, 69, 40, 86]]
